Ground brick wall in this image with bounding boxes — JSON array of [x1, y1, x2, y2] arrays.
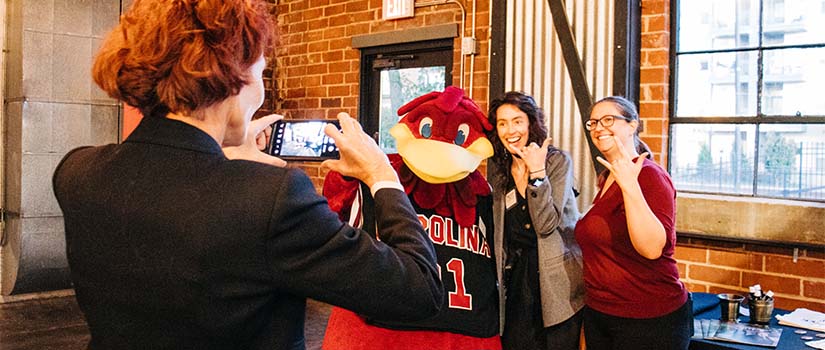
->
[[272, 0, 490, 190], [641, 0, 824, 311]]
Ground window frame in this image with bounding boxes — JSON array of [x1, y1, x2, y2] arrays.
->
[[668, 0, 825, 203]]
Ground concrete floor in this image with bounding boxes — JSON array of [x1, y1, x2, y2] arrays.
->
[[0, 295, 331, 350]]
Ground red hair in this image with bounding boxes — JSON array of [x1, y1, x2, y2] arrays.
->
[[92, 0, 274, 118]]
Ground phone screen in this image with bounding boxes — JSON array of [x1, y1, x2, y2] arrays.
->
[[268, 120, 339, 160]]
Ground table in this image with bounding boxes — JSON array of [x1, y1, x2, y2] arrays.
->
[[690, 292, 812, 350]]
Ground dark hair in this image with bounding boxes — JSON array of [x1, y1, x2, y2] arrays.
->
[[487, 91, 554, 190], [92, 0, 274, 119]]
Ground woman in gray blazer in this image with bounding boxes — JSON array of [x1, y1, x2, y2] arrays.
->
[[487, 92, 585, 350]]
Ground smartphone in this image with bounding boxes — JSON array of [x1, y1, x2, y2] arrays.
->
[[267, 119, 340, 160]]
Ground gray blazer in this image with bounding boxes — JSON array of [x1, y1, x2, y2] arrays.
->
[[490, 150, 585, 330]]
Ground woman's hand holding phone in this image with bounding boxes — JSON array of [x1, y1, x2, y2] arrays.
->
[[321, 112, 398, 188], [223, 114, 287, 167]]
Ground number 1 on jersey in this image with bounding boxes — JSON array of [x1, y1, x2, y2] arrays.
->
[[445, 258, 472, 310]]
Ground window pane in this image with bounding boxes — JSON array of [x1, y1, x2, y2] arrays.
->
[[670, 124, 756, 195], [761, 48, 825, 116], [678, 0, 759, 52], [378, 67, 446, 153], [757, 124, 825, 200], [675, 51, 758, 116], [762, 0, 825, 46]]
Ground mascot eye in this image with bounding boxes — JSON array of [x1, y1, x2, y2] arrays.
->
[[455, 123, 470, 145], [419, 117, 433, 138]]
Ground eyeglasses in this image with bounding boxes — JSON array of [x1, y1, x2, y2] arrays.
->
[[585, 115, 632, 131]]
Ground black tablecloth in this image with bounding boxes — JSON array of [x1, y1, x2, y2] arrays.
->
[[690, 292, 814, 350]]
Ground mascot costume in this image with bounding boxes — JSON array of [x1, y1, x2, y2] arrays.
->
[[321, 86, 501, 350]]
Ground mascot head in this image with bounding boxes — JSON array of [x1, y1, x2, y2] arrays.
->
[[390, 86, 494, 184]]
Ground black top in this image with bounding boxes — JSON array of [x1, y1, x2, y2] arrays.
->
[[504, 178, 538, 249], [52, 116, 443, 350]]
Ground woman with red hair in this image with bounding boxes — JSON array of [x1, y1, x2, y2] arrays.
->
[[52, 1, 443, 349]]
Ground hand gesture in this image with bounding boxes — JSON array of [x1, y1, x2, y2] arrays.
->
[[508, 138, 552, 175], [596, 136, 648, 191], [321, 113, 398, 188], [223, 114, 287, 167]]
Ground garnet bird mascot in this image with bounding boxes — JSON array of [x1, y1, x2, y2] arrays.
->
[[321, 86, 502, 350]]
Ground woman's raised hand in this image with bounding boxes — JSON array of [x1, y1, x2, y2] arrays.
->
[[508, 138, 552, 176], [321, 112, 398, 188], [596, 135, 648, 191]]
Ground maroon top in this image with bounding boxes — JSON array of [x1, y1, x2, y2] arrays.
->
[[574, 158, 687, 319]]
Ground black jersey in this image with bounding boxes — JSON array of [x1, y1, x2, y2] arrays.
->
[[356, 188, 499, 338]]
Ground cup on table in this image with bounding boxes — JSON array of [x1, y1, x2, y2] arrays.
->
[[718, 293, 745, 322], [748, 298, 774, 325]]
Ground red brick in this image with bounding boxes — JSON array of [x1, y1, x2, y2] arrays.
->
[[639, 101, 667, 118], [329, 62, 350, 74], [346, 22, 371, 36], [742, 272, 800, 295], [305, 86, 326, 98], [303, 76, 321, 87], [322, 74, 344, 85], [677, 262, 686, 277], [684, 283, 709, 293], [329, 14, 352, 27], [765, 256, 825, 279], [305, 64, 326, 75], [328, 85, 349, 97], [423, 11, 457, 26], [309, 0, 329, 7], [641, 0, 667, 15], [286, 65, 307, 76], [342, 96, 358, 108], [323, 27, 346, 40], [644, 14, 668, 32], [307, 18, 328, 29], [641, 33, 669, 50], [708, 286, 747, 296], [287, 43, 308, 56], [323, 4, 345, 17], [640, 118, 666, 135], [689, 265, 740, 286], [642, 50, 669, 68], [346, 1, 369, 12], [708, 251, 764, 271], [803, 281, 825, 299], [640, 136, 663, 155], [286, 88, 306, 99], [307, 41, 328, 53], [772, 296, 825, 312], [323, 50, 343, 62], [675, 246, 707, 263], [321, 98, 341, 108], [640, 67, 669, 85], [641, 84, 668, 102], [298, 98, 320, 109], [329, 38, 350, 50]]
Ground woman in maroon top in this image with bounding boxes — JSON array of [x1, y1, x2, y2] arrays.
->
[[574, 96, 692, 350]]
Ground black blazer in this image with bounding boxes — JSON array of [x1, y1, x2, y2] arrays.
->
[[52, 116, 442, 350]]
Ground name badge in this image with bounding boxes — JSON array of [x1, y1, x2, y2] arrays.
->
[[505, 189, 517, 209]]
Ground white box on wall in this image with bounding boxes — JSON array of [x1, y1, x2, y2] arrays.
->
[[383, 0, 414, 20]]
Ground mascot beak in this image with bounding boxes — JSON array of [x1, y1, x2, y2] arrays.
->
[[390, 123, 493, 184]]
